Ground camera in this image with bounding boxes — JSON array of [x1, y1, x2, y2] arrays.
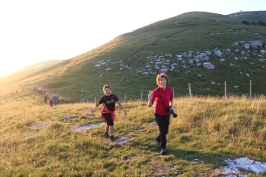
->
[[165, 106, 177, 118]]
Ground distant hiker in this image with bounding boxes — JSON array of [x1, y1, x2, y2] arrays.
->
[[148, 73, 174, 155], [38, 87, 42, 94], [46, 92, 50, 100], [94, 84, 126, 142], [53, 94, 59, 105], [44, 94, 47, 103], [49, 96, 54, 107]]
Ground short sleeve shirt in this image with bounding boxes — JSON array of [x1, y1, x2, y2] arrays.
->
[[98, 94, 119, 111], [151, 86, 173, 115]]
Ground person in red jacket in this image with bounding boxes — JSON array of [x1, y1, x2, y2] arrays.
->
[[94, 84, 126, 142], [148, 73, 174, 155], [49, 96, 54, 107]]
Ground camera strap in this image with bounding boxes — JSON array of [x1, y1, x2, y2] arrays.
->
[[157, 87, 166, 108]]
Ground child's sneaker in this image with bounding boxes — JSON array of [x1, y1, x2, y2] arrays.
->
[[110, 135, 116, 142], [103, 131, 109, 138], [160, 148, 167, 155]]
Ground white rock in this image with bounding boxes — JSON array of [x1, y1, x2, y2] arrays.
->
[[160, 69, 168, 73], [215, 50, 223, 57]]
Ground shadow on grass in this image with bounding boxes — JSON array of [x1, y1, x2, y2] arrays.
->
[[169, 148, 226, 166], [129, 140, 226, 167]]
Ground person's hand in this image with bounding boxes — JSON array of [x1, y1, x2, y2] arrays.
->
[[123, 110, 127, 116], [148, 90, 152, 100], [148, 90, 153, 106], [94, 97, 97, 103]]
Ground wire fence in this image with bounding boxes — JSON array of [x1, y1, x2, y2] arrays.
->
[[3, 80, 264, 104], [79, 80, 264, 104]]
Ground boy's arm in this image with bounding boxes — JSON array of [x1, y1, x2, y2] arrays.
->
[[94, 97, 100, 107], [117, 100, 126, 115]]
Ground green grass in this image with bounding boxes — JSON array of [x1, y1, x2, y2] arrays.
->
[[1, 89, 266, 176], [0, 12, 266, 176], [0, 11, 266, 103]]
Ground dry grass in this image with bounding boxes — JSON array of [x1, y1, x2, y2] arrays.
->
[[1, 90, 266, 176]]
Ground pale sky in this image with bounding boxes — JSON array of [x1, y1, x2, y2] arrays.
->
[[0, 0, 264, 76]]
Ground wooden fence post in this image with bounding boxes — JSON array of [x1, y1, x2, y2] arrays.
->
[[250, 80, 252, 103], [172, 88, 175, 108], [188, 83, 192, 98], [224, 81, 227, 102]]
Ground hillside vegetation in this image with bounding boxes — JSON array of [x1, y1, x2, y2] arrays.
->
[[15, 60, 63, 73], [1, 11, 266, 176], [0, 11, 266, 103]]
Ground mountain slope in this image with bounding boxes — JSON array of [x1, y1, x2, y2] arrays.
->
[[16, 60, 63, 73], [1, 11, 265, 102]]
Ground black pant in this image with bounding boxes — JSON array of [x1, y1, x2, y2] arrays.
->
[[155, 113, 170, 148]]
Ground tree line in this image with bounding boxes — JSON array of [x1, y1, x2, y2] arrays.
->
[[242, 20, 266, 26]]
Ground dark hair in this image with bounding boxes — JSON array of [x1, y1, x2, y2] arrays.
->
[[156, 73, 169, 86]]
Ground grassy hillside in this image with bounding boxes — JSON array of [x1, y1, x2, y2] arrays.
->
[[0, 11, 265, 103], [0, 60, 63, 88], [1, 89, 266, 176], [15, 60, 63, 73], [1, 11, 266, 175]]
